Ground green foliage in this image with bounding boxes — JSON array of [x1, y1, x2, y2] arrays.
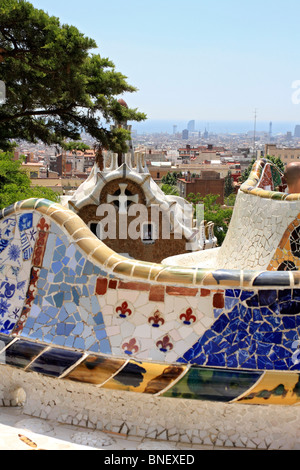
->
[[61, 141, 90, 152], [240, 156, 285, 183], [0, 152, 60, 209], [161, 172, 182, 186], [160, 183, 179, 196], [224, 170, 235, 198], [187, 193, 233, 246], [0, 1, 146, 152], [224, 192, 236, 207]]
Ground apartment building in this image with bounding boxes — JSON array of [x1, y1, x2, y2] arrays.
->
[[265, 144, 300, 166], [178, 144, 227, 163]]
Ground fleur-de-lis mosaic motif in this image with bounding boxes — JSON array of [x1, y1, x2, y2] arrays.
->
[[156, 335, 173, 353], [33, 217, 50, 268], [122, 338, 139, 355], [116, 301, 132, 318], [148, 310, 165, 328], [37, 217, 50, 232], [179, 307, 197, 325]]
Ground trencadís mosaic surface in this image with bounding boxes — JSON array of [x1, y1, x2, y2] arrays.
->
[[1, 159, 300, 406]]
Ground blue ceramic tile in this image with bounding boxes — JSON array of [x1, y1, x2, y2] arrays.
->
[[52, 261, 63, 274], [94, 312, 104, 326], [83, 261, 94, 275], [55, 238, 61, 247], [72, 287, 80, 305], [28, 348, 82, 377], [95, 328, 107, 341], [246, 295, 259, 307], [253, 272, 290, 287], [72, 322, 84, 335], [225, 297, 239, 310], [53, 272, 64, 283], [5, 340, 45, 369], [56, 245, 66, 256], [258, 290, 277, 306], [278, 290, 292, 302], [74, 337, 85, 349]]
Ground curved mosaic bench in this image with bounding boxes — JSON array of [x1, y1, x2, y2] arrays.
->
[[1, 159, 300, 406]]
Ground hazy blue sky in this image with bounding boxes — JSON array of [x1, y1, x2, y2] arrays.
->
[[30, 0, 300, 126]]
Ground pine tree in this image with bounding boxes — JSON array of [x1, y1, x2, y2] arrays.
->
[[0, 0, 146, 152]]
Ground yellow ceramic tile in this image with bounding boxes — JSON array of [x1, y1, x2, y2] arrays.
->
[[72, 226, 96, 240], [65, 356, 126, 385], [63, 216, 87, 236], [131, 262, 153, 281], [234, 372, 300, 406], [105, 253, 125, 269], [33, 201, 55, 215], [18, 199, 37, 210], [76, 237, 102, 256], [286, 194, 300, 201], [148, 264, 166, 282], [102, 361, 186, 395], [46, 202, 63, 212], [155, 267, 195, 285], [91, 245, 115, 266], [50, 209, 72, 226], [200, 272, 219, 287], [113, 261, 134, 277]]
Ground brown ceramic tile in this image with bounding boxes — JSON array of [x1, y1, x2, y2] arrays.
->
[[292, 272, 300, 286], [66, 356, 126, 385], [200, 272, 219, 287], [143, 365, 187, 395], [278, 230, 291, 250], [165, 286, 198, 297], [213, 293, 225, 309], [108, 280, 118, 289], [149, 285, 165, 302], [200, 289, 211, 297], [95, 278, 108, 295], [118, 281, 150, 291]]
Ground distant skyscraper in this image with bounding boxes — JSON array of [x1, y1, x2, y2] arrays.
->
[[182, 129, 189, 140], [269, 122, 272, 138], [187, 120, 195, 132], [295, 125, 300, 137], [173, 125, 177, 134]]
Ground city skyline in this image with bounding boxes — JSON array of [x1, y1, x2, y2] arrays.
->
[[31, 0, 300, 124], [131, 119, 300, 136]]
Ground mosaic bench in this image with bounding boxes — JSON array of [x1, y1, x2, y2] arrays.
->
[[1, 158, 300, 408]]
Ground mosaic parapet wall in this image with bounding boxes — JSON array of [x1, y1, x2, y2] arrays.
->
[[1, 158, 300, 405]]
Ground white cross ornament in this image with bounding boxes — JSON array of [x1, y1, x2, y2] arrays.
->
[[107, 183, 139, 215]]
